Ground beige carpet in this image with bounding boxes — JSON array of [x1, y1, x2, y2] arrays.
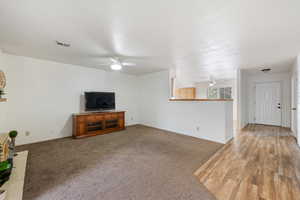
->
[[17, 125, 222, 200]]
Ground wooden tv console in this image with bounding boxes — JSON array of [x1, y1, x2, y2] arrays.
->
[[73, 111, 125, 138]]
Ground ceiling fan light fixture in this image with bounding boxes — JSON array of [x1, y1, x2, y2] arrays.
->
[[208, 76, 216, 87], [110, 63, 122, 70], [209, 81, 216, 87]]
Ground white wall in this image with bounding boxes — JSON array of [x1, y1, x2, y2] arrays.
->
[[246, 72, 291, 127], [0, 50, 8, 128], [138, 71, 233, 144], [0, 54, 139, 145], [0, 53, 234, 145]]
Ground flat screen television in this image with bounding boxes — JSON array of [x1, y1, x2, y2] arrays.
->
[[85, 92, 115, 111]]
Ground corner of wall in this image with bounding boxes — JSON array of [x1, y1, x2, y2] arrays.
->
[[237, 69, 249, 129]]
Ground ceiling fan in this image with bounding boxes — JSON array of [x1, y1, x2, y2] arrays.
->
[[99, 57, 136, 71]]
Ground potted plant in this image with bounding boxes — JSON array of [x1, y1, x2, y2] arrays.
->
[[8, 131, 18, 157]]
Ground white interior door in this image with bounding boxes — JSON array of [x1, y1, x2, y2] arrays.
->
[[255, 82, 281, 126]]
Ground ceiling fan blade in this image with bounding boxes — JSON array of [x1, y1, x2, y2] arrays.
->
[[120, 56, 149, 60], [110, 57, 119, 63], [87, 53, 150, 60], [122, 62, 136, 66]]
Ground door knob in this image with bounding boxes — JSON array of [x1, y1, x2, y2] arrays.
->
[[292, 108, 297, 111]]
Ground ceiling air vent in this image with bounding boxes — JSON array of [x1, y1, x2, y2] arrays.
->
[[56, 41, 71, 47], [261, 68, 271, 72]]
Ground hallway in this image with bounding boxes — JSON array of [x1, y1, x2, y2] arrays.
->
[[194, 124, 300, 200]]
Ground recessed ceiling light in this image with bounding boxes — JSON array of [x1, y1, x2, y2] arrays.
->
[[110, 63, 122, 70], [56, 41, 71, 47]]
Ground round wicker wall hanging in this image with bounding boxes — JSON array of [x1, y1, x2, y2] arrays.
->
[[0, 70, 6, 89]]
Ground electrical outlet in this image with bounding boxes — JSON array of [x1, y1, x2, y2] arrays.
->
[[131, 117, 134, 121], [25, 131, 30, 136], [196, 126, 200, 131]]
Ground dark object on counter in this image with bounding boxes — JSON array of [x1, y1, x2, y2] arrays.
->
[[0, 159, 12, 187]]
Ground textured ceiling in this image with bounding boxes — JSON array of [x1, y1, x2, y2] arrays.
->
[[0, 0, 299, 80]]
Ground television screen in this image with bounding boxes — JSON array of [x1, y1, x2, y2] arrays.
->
[[85, 92, 115, 111]]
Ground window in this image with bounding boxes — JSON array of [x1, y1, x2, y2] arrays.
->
[[207, 88, 218, 99], [220, 87, 232, 99], [208, 87, 232, 99]]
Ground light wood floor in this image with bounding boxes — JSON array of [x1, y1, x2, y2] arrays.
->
[[194, 124, 300, 200]]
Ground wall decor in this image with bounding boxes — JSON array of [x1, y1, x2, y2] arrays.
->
[[0, 70, 6, 89]]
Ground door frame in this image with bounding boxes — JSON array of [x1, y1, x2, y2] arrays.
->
[[291, 76, 297, 136], [253, 81, 283, 126]]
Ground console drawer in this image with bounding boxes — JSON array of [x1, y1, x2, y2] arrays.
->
[[105, 113, 118, 119], [95, 115, 104, 120], [86, 116, 97, 122]]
